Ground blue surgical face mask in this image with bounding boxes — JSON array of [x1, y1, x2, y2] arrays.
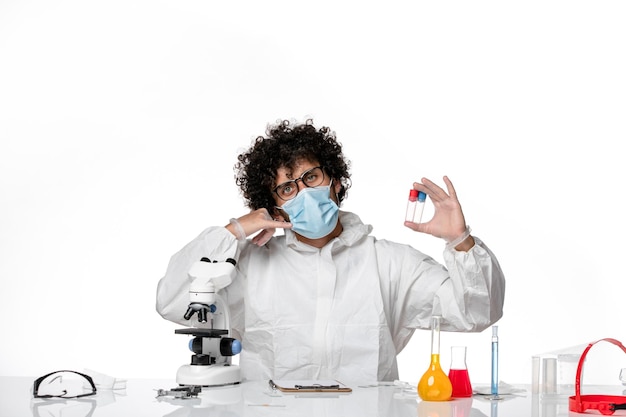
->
[[279, 183, 339, 239]]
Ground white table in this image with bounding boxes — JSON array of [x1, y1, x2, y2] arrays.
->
[[1, 376, 623, 417]]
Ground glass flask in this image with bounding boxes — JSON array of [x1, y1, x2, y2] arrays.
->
[[448, 346, 473, 397], [418, 315, 452, 401]]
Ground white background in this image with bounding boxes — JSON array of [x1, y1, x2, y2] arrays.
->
[[1, 0, 625, 386]]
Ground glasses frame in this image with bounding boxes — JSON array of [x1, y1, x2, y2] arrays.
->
[[272, 166, 326, 201], [33, 370, 97, 399]]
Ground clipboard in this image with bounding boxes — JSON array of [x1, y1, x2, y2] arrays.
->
[[269, 379, 352, 393]]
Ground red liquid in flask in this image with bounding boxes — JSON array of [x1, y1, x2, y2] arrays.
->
[[448, 368, 473, 397]]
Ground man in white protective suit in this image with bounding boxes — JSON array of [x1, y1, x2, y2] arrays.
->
[[156, 118, 506, 383]]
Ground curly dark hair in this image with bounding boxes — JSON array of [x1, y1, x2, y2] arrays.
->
[[235, 119, 351, 212]]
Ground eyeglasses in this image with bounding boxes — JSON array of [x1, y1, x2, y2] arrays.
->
[[273, 166, 326, 201], [33, 370, 97, 399]]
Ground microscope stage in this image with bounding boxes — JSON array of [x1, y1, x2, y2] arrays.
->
[[175, 328, 229, 337]]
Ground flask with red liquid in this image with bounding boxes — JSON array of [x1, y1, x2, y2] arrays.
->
[[448, 346, 473, 398]]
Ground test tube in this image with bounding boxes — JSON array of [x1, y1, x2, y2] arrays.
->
[[531, 356, 540, 394], [543, 358, 556, 394], [491, 326, 499, 397], [405, 190, 427, 223]]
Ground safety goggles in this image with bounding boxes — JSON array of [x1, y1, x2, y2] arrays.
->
[[33, 370, 97, 399]]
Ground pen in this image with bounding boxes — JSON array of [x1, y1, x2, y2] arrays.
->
[[294, 384, 340, 390]]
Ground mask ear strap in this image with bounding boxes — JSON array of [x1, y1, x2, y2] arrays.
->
[[273, 206, 290, 222], [330, 179, 342, 202]]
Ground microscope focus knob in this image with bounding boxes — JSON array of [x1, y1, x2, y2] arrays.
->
[[188, 336, 242, 356], [221, 338, 242, 356]]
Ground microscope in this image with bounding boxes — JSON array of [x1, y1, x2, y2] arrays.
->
[[174, 257, 242, 387]]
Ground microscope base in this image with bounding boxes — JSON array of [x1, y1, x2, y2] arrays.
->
[[176, 364, 241, 387]]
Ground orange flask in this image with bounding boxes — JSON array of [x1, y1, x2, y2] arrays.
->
[[417, 316, 452, 401]]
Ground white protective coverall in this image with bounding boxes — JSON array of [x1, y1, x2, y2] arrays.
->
[[156, 211, 505, 383]]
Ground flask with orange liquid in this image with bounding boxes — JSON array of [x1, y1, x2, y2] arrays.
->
[[417, 315, 452, 401]]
